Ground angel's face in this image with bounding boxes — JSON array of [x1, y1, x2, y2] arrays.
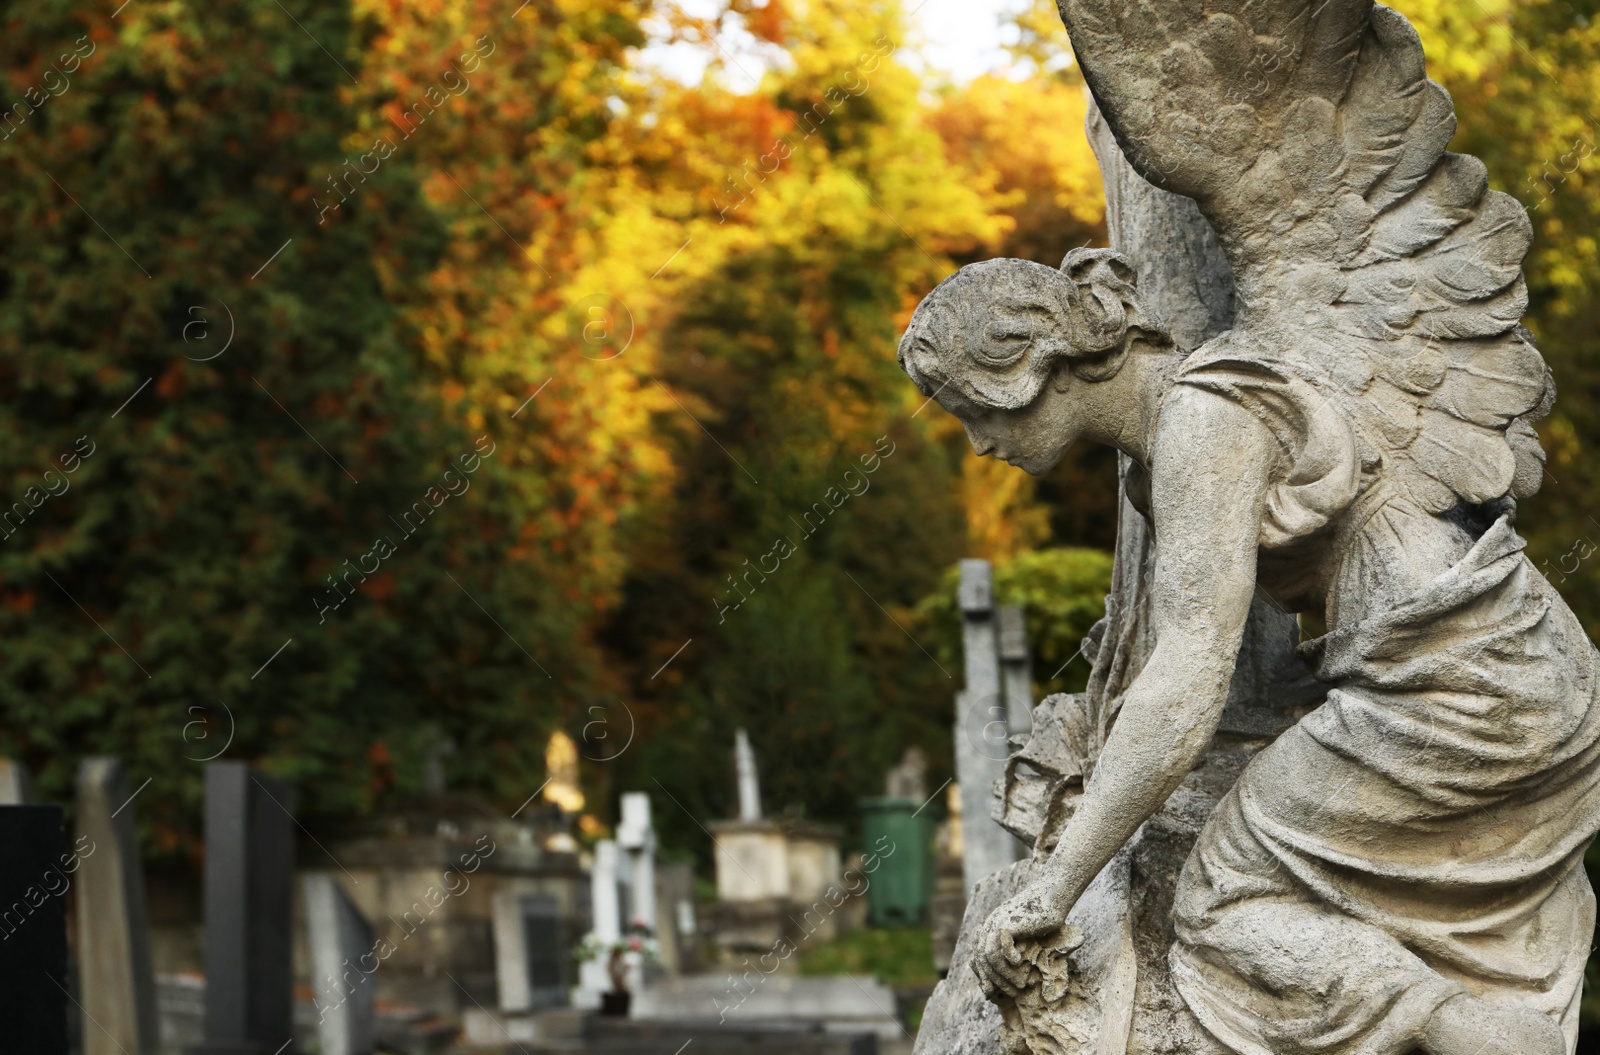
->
[[932, 376, 1083, 477], [898, 258, 1111, 475]]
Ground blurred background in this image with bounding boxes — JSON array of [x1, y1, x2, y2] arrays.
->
[[2, 0, 1598, 1050]]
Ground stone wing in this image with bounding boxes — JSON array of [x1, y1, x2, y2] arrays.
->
[[1059, 0, 1551, 511]]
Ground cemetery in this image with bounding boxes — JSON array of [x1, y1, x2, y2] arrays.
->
[[0, 553, 1053, 1053], [7, 0, 1600, 1053]]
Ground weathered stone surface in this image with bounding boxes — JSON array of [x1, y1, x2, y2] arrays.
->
[[900, 3, 1590, 1053], [913, 88, 1303, 1055], [956, 560, 1024, 895]]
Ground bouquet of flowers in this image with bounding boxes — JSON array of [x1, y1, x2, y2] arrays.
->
[[576, 918, 660, 993]]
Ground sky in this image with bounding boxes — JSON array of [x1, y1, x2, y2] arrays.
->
[[637, 0, 1016, 91]]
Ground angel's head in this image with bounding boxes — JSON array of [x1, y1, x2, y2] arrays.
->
[[898, 248, 1171, 473]]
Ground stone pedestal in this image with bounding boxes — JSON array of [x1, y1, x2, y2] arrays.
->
[[711, 820, 790, 902], [783, 821, 842, 907], [76, 757, 159, 1055]]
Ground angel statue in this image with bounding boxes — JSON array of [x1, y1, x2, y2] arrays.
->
[[898, 2, 1600, 1054]]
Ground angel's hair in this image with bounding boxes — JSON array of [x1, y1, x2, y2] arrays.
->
[[897, 248, 1170, 411]]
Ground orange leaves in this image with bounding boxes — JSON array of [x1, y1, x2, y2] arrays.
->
[[734, 0, 790, 46], [155, 359, 185, 400], [359, 572, 396, 601]]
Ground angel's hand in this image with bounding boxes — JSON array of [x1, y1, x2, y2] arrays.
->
[[971, 879, 1083, 1001]]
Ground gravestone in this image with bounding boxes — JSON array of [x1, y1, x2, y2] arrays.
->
[[576, 839, 624, 1002], [0, 804, 70, 1054], [712, 733, 789, 903], [655, 860, 698, 975], [997, 606, 1033, 741], [304, 873, 376, 1055], [954, 560, 1022, 894], [616, 792, 656, 930], [187, 761, 296, 1055], [734, 729, 761, 822], [76, 757, 159, 1055], [493, 890, 566, 1011], [0, 756, 32, 803]]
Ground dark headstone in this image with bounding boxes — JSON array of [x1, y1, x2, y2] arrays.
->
[[523, 895, 564, 993], [0, 805, 71, 1054], [187, 762, 296, 1055], [493, 891, 568, 1011]]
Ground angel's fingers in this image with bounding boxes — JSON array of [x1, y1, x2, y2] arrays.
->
[[1003, 930, 1024, 968], [987, 952, 1023, 998], [975, 949, 1010, 998], [995, 953, 1030, 995]]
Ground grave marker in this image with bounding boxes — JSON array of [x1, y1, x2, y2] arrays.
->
[[0, 805, 70, 1054], [998, 605, 1034, 741], [304, 873, 375, 1055], [0, 756, 32, 804], [493, 890, 566, 1011], [955, 560, 1022, 894], [76, 757, 158, 1055], [186, 761, 296, 1055], [734, 730, 761, 822]]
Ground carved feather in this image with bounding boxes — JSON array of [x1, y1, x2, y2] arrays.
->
[[1055, 0, 1552, 511]]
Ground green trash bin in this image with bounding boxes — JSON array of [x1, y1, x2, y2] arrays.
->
[[859, 796, 934, 926]]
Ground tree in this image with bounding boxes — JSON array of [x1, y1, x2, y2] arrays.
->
[[0, 0, 652, 850]]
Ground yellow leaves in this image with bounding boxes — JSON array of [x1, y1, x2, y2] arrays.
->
[[1388, 0, 1515, 84], [1541, 414, 1581, 470], [962, 453, 1052, 560], [929, 72, 1105, 261]]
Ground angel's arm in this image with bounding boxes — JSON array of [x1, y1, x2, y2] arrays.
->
[[1039, 387, 1279, 917]]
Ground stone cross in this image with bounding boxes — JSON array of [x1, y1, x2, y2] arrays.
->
[[734, 729, 761, 822], [955, 559, 1022, 894], [591, 839, 623, 944], [0, 804, 70, 1054], [304, 873, 376, 1055], [997, 606, 1033, 741], [616, 792, 656, 930], [76, 757, 159, 1055], [577, 839, 625, 1001], [186, 761, 296, 1055]]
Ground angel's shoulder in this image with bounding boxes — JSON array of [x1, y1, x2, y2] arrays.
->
[[1162, 338, 1364, 547], [1150, 356, 1286, 488]]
